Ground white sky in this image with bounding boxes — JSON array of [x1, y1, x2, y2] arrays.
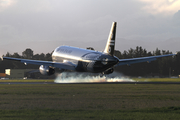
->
[[0, 0, 180, 56]]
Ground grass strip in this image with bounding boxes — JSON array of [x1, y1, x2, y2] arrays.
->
[[133, 78, 180, 82], [0, 79, 54, 82], [0, 107, 180, 120], [0, 84, 179, 119]]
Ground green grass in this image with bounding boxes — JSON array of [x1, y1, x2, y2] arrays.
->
[[134, 78, 180, 82], [0, 108, 180, 120], [0, 84, 180, 119], [0, 79, 54, 82]]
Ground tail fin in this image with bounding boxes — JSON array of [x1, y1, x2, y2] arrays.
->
[[104, 22, 117, 56]]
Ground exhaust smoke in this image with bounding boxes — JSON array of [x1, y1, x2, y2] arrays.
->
[[54, 72, 134, 83]]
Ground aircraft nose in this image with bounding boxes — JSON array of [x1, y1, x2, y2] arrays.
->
[[99, 54, 119, 65], [108, 57, 118, 62], [109, 56, 119, 64]]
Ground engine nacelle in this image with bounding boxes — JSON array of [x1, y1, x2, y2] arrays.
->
[[39, 65, 55, 76], [103, 68, 114, 75]]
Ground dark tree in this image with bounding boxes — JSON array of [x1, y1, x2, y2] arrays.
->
[[22, 48, 33, 59], [114, 50, 122, 59], [45, 53, 52, 61], [13, 52, 21, 58], [5, 52, 12, 57]]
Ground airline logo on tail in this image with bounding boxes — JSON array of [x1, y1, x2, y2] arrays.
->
[[104, 22, 117, 56]]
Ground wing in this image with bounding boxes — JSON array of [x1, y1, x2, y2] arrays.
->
[[116, 54, 176, 66], [2, 57, 76, 71]]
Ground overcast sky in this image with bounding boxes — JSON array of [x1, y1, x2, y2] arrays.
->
[[0, 0, 180, 56]]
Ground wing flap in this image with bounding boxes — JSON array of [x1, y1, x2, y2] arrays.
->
[[3, 57, 76, 71]]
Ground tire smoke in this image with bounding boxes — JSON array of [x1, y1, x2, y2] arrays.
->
[[54, 72, 134, 83]]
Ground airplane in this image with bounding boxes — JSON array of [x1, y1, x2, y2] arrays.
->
[[2, 22, 176, 76]]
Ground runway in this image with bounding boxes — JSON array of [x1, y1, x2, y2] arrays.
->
[[1, 82, 180, 84]]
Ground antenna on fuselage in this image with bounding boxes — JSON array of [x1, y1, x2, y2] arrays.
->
[[104, 22, 117, 56]]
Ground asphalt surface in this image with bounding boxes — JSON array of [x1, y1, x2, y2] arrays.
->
[[1, 82, 180, 84]]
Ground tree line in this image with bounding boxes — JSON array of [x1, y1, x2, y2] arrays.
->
[[0, 48, 52, 73], [0, 47, 179, 77], [114, 46, 180, 77]]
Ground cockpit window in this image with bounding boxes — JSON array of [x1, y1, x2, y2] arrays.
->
[[102, 58, 108, 65], [83, 53, 101, 60]]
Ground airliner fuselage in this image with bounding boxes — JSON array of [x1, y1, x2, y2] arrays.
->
[[52, 46, 118, 73]]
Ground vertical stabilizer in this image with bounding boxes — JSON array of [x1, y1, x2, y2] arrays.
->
[[104, 22, 117, 56]]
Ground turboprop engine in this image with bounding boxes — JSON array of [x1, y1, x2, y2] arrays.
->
[[39, 65, 55, 75]]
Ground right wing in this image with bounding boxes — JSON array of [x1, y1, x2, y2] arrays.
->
[[116, 54, 176, 66], [2, 57, 76, 71]]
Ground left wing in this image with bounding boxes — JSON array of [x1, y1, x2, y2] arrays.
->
[[116, 54, 176, 66], [2, 57, 76, 71]]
